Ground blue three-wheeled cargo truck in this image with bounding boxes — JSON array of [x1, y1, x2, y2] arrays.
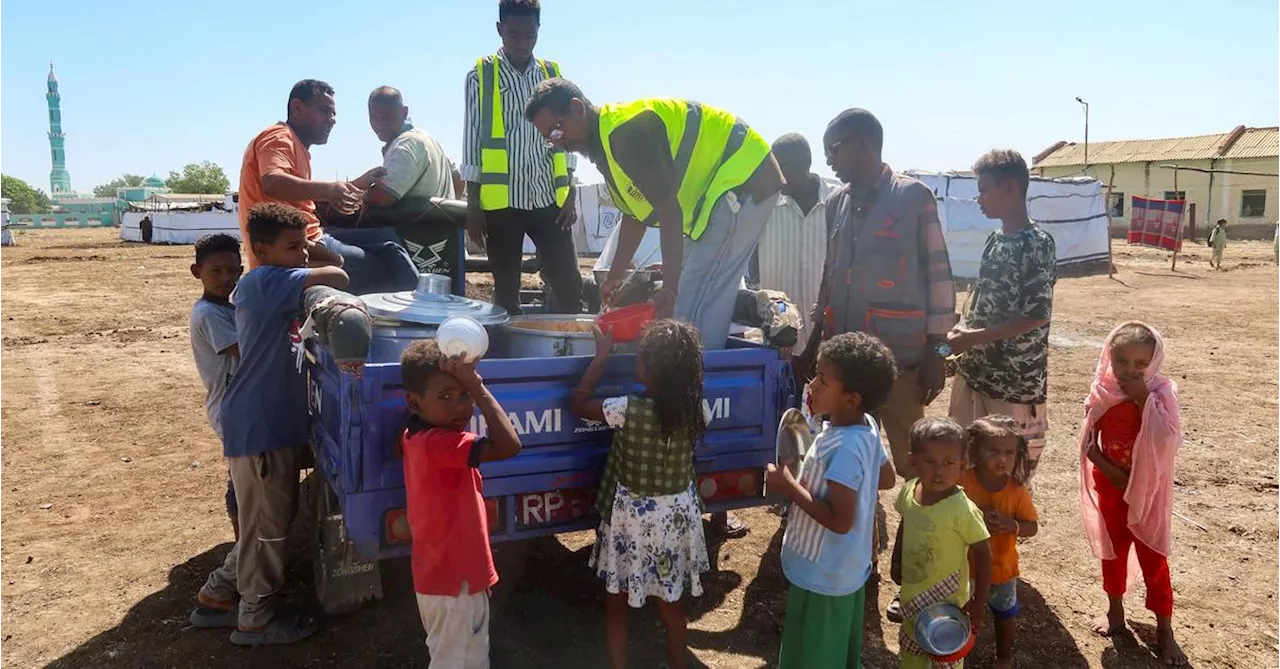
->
[[302, 207, 794, 614]]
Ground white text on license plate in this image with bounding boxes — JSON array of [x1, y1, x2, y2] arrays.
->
[[518, 488, 596, 527]]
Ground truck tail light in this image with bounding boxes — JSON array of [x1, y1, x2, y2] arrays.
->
[[697, 469, 761, 503], [384, 508, 411, 545], [382, 498, 503, 547]]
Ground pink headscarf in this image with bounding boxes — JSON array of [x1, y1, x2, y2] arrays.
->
[[1078, 321, 1182, 559]]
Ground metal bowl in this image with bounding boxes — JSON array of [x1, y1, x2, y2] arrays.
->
[[914, 602, 972, 657]]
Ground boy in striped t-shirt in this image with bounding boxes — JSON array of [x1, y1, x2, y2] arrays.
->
[[765, 332, 898, 668]]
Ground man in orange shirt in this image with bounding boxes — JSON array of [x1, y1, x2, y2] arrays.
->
[[240, 80, 417, 295]]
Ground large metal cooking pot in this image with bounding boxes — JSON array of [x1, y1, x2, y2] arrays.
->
[[502, 315, 637, 358], [369, 322, 444, 363], [362, 273, 509, 362]]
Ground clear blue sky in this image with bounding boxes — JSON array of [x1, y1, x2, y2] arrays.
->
[[3, 0, 1277, 193]]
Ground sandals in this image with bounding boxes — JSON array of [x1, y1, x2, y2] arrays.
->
[[229, 614, 318, 646], [189, 606, 238, 629], [886, 593, 904, 623], [714, 511, 750, 539], [190, 591, 237, 629]]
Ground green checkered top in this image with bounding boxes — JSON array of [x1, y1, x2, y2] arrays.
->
[[595, 395, 702, 524]]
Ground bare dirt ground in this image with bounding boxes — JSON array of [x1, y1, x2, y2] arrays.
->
[[2, 228, 1277, 668]]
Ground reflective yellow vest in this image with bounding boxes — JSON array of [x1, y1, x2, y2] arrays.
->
[[598, 98, 769, 240], [475, 54, 570, 211]]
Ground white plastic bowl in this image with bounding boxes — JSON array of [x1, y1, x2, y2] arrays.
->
[[436, 316, 489, 363]]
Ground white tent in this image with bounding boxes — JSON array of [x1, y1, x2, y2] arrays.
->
[[121, 210, 241, 244], [907, 171, 1110, 278], [2, 201, 13, 247]]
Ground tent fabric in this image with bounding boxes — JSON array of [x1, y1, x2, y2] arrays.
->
[[2, 207, 12, 246], [112, 176, 1109, 278], [120, 211, 241, 244], [908, 171, 1110, 278]]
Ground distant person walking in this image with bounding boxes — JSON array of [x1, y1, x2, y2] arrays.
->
[[1269, 221, 1280, 266], [1208, 218, 1228, 270], [1269, 223, 1280, 268]]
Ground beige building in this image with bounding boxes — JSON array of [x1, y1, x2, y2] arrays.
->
[[1032, 126, 1278, 238]]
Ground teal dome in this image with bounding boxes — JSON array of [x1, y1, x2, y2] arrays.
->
[[142, 175, 166, 188]]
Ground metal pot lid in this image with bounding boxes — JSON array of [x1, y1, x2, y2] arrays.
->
[[362, 280, 509, 327]]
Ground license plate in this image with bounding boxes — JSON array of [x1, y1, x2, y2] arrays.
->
[[517, 488, 597, 529]]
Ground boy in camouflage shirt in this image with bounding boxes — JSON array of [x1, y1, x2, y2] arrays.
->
[[946, 150, 1056, 481]]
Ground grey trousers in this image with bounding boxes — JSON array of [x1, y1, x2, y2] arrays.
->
[[675, 191, 779, 350], [200, 446, 301, 629]]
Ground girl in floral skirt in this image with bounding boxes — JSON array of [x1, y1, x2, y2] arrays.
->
[[571, 319, 710, 669]]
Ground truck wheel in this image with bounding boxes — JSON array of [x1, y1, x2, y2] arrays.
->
[[310, 474, 383, 616]]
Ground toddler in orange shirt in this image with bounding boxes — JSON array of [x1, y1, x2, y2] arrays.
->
[[959, 415, 1039, 669]]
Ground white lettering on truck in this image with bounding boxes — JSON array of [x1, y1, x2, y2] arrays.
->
[[468, 398, 731, 436], [469, 409, 563, 437], [704, 397, 730, 421]]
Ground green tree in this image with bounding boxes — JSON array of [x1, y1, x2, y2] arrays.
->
[[1, 174, 53, 214], [93, 174, 145, 198], [166, 161, 230, 194]]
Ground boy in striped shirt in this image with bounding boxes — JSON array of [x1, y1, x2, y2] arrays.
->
[[765, 332, 898, 668]]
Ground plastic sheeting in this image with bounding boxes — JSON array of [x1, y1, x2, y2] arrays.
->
[[908, 171, 1110, 278], [120, 211, 241, 244]]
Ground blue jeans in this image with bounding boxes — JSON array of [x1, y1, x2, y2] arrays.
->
[[675, 192, 778, 350], [319, 228, 419, 296]]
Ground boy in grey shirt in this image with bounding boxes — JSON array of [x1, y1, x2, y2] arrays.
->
[[190, 234, 244, 539]]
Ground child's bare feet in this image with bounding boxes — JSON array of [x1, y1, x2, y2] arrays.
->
[[1092, 601, 1126, 637], [1157, 618, 1187, 666]]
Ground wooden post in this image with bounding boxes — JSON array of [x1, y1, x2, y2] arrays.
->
[[1105, 169, 1116, 277], [1171, 168, 1183, 271]]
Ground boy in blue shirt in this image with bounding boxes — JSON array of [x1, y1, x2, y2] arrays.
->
[[766, 332, 898, 668], [189, 203, 349, 646]]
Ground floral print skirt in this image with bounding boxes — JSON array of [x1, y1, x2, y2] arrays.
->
[[589, 481, 710, 608]]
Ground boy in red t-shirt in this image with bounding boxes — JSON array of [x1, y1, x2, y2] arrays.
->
[[399, 340, 522, 667]]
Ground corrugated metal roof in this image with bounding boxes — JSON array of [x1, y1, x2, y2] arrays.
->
[[1035, 132, 1228, 166], [1033, 126, 1278, 166], [1221, 127, 1280, 159]]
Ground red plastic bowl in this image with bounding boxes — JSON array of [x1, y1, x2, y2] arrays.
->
[[595, 303, 655, 343], [933, 631, 976, 663]]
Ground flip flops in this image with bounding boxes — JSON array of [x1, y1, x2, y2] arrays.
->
[[887, 593, 905, 623], [229, 614, 318, 646], [189, 606, 237, 629]]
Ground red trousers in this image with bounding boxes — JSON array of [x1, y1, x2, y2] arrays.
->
[[1094, 467, 1174, 616]]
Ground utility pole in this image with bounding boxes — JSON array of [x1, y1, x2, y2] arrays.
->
[[1075, 97, 1090, 170]]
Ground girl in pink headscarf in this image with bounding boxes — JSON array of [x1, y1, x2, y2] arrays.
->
[[1079, 322, 1186, 666]]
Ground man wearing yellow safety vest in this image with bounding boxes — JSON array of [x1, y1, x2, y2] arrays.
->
[[525, 78, 785, 350], [462, 0, 582, 315]]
